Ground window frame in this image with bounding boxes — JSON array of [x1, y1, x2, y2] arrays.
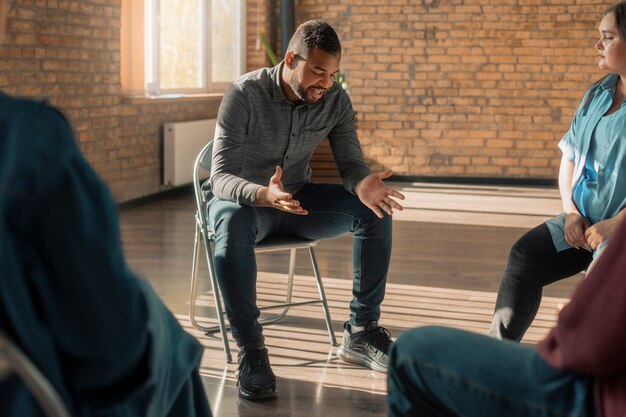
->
[[121, 0, 246, 97]]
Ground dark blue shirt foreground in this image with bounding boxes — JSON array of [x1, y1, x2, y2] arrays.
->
[[0, 93, 211, 417]]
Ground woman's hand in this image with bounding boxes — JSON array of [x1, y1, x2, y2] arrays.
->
[[564, 212, 589, 250], [585, 217, 618, 251]]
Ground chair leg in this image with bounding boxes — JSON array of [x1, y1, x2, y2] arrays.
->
[[309, 247, 337, 346], [190, 226, 336, 362], [189, 222, 203, 330], [258, 248, 295, 325], [188, 220, 233, 363], [205, 239, 233, 363]]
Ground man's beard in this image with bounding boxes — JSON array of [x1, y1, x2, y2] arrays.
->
[[288, 73, 317, 104]]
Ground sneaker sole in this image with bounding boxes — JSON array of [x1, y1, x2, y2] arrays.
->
[[336, 345, 388, 373], [238, 385, 277, 400]]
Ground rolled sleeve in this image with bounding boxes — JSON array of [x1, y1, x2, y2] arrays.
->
[[558, 127, 577, 162]]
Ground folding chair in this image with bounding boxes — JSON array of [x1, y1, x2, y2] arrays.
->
[[0, 328, 70, 417], [189, 141, 337, 363]]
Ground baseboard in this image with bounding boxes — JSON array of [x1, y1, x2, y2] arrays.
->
[[388, 175, 556, 187]]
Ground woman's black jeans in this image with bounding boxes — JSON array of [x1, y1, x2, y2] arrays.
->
[[488, 223, 593, 341]]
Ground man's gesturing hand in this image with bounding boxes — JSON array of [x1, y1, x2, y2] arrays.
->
[[255, 166, 308, 215], [355, 169, 405, 218]]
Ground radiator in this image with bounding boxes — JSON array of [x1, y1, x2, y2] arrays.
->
[[163, 119, 216, 186]]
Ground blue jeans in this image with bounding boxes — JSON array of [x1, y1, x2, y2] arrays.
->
[[388, 326, 595, 417], [207, 183, 392, 346]]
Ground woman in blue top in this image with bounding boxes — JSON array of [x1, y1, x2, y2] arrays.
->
[[0, 1, 211, 416], [489, 1, 626, 342]]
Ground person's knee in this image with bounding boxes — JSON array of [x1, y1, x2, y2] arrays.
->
[[507, 224, 553, 265], [211, 203, 258, 240], [392, 326, 455, 364], [209, 203, 258, 251], [509, 239, 533, 263], [355, 207, 393, 237], [503, 230, 561, 289], [506, 234, 542, 278]]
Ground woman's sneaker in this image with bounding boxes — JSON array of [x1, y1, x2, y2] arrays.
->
[[236, 340, 277, 400], [336, 321, 393, 373]]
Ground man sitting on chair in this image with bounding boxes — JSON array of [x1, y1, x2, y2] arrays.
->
[[205, 19, 405, 399]]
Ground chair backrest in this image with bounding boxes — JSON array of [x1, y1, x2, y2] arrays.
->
[[0, 328, 71, 417], [193, 141, 214, 230]]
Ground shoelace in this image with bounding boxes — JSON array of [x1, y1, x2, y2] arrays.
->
[[367, 326, 392, 354]]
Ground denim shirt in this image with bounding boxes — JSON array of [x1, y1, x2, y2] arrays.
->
[[206, 61, 370, 206], [546, 74, 626, 253]]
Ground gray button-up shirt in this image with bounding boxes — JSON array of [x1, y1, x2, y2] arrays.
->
[[206, 61, 370, 206]]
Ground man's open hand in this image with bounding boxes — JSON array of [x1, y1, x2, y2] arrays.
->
[[255, 166, 307, 215], [355, 170, 405, 218]]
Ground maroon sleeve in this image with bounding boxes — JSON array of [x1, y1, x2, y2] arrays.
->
[[538, 218, 626, 376]]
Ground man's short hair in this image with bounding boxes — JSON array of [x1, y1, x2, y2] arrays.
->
[[287, 20, 341, 58]]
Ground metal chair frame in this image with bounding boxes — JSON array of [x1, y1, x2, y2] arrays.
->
[[189, 141, 337, 363], [0, 328, 71, 417]]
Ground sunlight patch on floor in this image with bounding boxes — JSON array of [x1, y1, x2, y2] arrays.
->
[[389, 182, 562, 228], [179, 271, 566, 399]]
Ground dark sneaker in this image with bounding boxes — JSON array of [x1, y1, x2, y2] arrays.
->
[[236, 341, 277, 400], [336, 321, 392, 373]]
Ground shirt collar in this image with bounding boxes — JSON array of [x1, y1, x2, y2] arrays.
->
[[599, 73, 619, 91], [271, 60, 290, 103]]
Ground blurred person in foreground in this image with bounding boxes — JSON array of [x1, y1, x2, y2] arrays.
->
[[0, 1, 212, 415]]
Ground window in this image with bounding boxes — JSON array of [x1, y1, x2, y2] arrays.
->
[[121, 0, 245, 96]]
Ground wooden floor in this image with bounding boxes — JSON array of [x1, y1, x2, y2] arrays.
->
[[118, 182, 584, 417]]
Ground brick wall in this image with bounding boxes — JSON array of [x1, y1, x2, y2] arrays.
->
[[1, 0, 266, 202], [1, 0, 609, 202], [247, 0, 270, 71], [298, 0, 607, 180]]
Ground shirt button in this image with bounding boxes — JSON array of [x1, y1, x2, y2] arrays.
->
[[291, 133, 296, 137], [605, 142, 609, 148]]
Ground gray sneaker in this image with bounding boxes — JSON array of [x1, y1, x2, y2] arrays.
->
[[336, 321, 392, 373]]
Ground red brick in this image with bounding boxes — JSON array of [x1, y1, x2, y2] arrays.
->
[[3, 0, 601, 201]]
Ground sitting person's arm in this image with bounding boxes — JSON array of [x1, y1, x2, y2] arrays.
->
[[210, 84, 261, 206]]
